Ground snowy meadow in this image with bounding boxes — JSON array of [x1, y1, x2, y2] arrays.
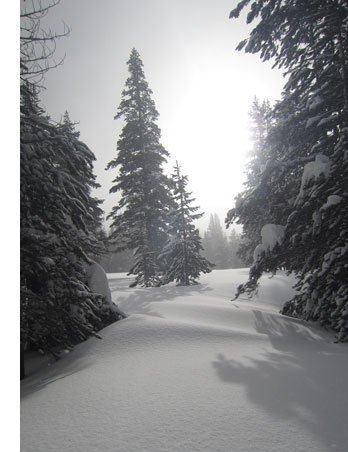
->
[[21, 269, 348, 452]]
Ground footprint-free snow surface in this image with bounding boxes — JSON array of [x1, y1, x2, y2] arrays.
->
[[21, 269, 348, 452]]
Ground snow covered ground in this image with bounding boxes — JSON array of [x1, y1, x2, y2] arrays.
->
[[21, 269, 348, 452]]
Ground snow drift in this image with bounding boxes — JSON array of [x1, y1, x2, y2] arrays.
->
[[21, 269, 348, 452]]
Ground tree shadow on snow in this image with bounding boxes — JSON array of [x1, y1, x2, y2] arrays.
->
[[115, 283, 213, 318], [212, 310, 348, 451], [21, 354, 93, 399]]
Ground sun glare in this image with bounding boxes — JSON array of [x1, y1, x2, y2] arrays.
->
[[161, 62, 252, 228]]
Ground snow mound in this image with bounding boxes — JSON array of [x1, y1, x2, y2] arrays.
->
[[21, 269, 348, 452], [83, 260, 124, 316], [84, 260, 113, 303]]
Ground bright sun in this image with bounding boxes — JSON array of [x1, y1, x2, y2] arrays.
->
[[160, 62, 252, 229]]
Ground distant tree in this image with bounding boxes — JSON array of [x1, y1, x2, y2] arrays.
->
[[203, 214, 230, 269], [160, 162, 213, 285], [227, 229, 246, 269], [247, 97, 273, 185], [226, 97, 274, 265], [228, 0, 348, 341], [98, 227, 135, 273], [106, 48, 173, 287], [99, 249, 135, 273]]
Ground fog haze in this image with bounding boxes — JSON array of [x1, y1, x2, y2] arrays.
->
[[38, 0, 286, 231]]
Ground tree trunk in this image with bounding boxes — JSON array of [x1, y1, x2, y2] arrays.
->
[[20, 343, 25, 380]]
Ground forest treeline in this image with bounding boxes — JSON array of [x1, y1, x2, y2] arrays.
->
[[101, 213, 245, 273]]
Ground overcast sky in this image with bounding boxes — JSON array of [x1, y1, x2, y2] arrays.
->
[[33, 0, 286, 232]]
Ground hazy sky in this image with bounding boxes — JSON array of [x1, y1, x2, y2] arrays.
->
[[34, 0, 286, 232]]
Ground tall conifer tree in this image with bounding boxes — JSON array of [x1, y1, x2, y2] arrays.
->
[[227, 97, 273, 265], [106, 49, 173, 287], [161, 162, 213, 285], [21, 86, 122, 360], [228, 0, 348, 341], [20, 3, 122, 369], [58, 112, 105, 240]]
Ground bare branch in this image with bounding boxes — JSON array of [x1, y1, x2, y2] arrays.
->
[[20, 0, 70, 89], [20, 0, 61, 19]]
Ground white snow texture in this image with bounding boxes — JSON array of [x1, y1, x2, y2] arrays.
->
[[253, 223, 285, 263], [21, 269, 348, 452], [83, 260, 113, 303], [296, 154, 331, 204]]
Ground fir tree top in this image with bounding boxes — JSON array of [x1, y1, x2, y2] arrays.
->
[[115, 48, 161, 128]]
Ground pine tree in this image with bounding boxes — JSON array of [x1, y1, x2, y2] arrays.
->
[[98, 226, 135, 273], [106, 48, 173, 287], [59, 111, 105, 239], [20, 0, 124, 379], [99, 248, 135, 273], [226, 97, 274, 265], [161, 162, 213, 285], [247, 97, 273, 185], [203, 214, 230, 269], [227, 229, 246, 269], [229, 0, 348, 341], [21, 85, 123, 360]]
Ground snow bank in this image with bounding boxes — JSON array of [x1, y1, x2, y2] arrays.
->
[[21, 269, 348, 452], [83, 260, 124, 316], [84, 260, 113, 303]]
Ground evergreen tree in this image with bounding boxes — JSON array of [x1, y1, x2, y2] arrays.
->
[[106, 48, 173, 287], [59, 111, 105, 238], [98, 227, 135, 273], [247, 97, 273, 185], [227, 97, 274, 265], [203, 214, 230, 269], [161, 162, 213, 285], [229, 0, 348, 341], [227, 229, 246, 269], [20, 0, 124, 380], [99, 248, 135, 273], [21, 85, 123, 361]]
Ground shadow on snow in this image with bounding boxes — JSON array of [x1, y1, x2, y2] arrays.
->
[[114, 281, 213, 318], [212, 310, 348, 451]]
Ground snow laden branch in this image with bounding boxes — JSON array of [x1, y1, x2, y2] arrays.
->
[[228, 0, 348, 341], [233, 223, 286, 300], [226, 154, 320, 228]]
